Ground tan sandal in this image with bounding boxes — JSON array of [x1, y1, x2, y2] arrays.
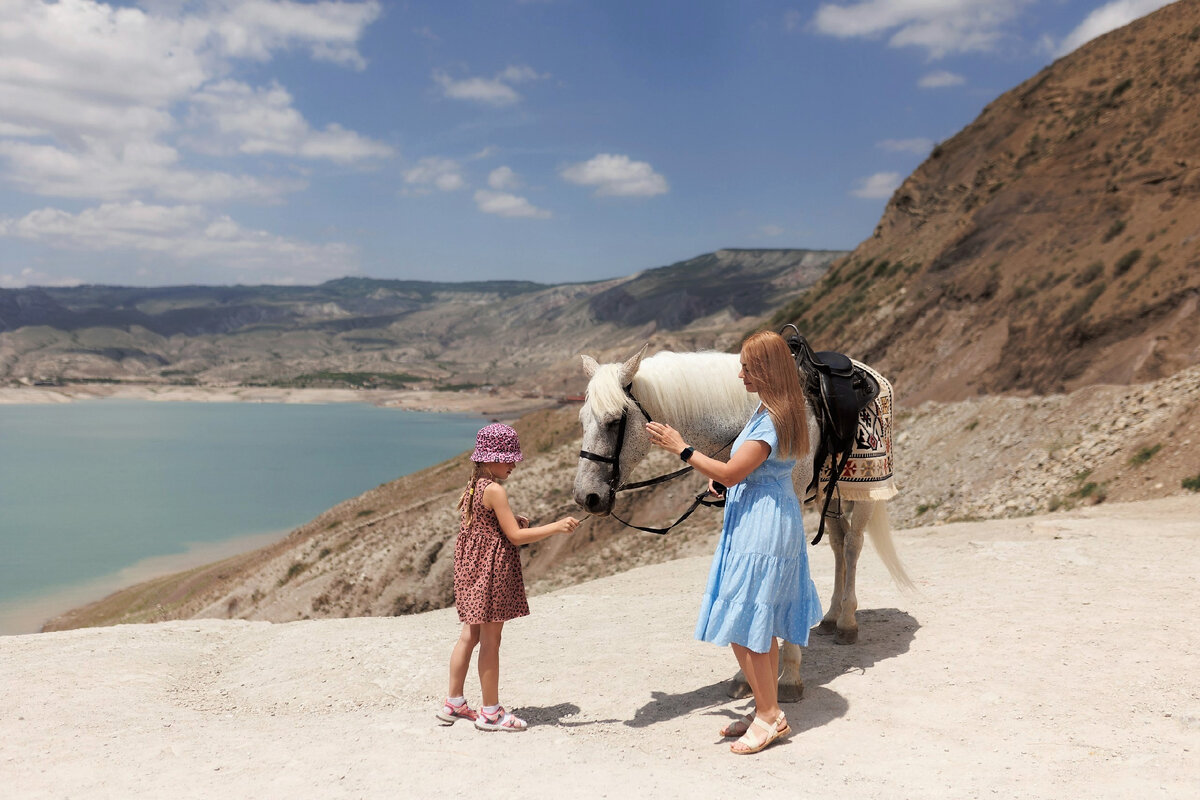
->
[[730, 713, 789, 755], [719, 711, 755, 738]]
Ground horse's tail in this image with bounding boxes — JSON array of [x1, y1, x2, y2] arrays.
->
[[865, 503, 916, 591]]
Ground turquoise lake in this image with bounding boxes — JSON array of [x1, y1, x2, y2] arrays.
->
[[0, 400, 486, 634]]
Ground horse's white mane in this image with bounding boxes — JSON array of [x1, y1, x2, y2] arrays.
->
[[585, 350, 757, 426]]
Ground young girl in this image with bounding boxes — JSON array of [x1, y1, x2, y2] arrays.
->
[[438, 422, 581, 732]]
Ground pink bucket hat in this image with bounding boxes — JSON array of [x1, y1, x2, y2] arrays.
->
[[470, 423, 523, 463]]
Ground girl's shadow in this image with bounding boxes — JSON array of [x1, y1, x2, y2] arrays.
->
[[626, 607, 919, 733]]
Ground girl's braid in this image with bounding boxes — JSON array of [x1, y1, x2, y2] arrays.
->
[[457, 462, 488, 528]]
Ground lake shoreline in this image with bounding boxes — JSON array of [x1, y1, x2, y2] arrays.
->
[[0, 528, 288, 636], [0, 384, 559, 419]]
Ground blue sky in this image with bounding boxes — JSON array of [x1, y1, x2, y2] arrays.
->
[[0, 0, 1176, 288]]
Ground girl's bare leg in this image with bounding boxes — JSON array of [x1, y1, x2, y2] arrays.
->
[[448, 623, 480, 698], [477, 621, 505, 707]]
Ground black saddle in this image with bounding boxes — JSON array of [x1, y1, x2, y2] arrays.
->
[[781, 324, 880, 545]]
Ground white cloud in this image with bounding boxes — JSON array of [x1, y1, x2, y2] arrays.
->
[[560, 154, 669, 198], [812, 0, 1033, 58], [878, 138, 934, 155], [759, 224, 785, 237], [402, 157, 465, 194], [186, 80, 392, 163], [0, 200, 355, 282], [433, 65, 548, 106], [851, 171, 902, 199], [214, 0, 383, 69], [918, 70, 965, 88], [0, 139, 301, 202], [0, 0, 383, 203], [0, 267, 83, 289], [1056, 1, 1173, 56], [474, 190, 551, 219], [488, 166, 521, 190]]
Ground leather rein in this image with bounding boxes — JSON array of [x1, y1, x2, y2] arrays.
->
[[578, 384, 727, 535]]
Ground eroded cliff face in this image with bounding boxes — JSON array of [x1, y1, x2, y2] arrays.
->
[[776, 0, 1200, 404]]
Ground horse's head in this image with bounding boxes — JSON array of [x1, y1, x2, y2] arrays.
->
[[573, 344, 651, 515]]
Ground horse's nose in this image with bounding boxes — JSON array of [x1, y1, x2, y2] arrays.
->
[[584, 493, 606, 514]]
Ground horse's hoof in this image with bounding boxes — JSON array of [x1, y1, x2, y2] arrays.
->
[[726, 678, 753, 699], [834, 628, 858, 645], [815, 620, 838, 636], [776, 681, 804, 704]]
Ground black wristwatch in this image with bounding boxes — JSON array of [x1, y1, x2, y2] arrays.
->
[[679, 446, 695, 462]]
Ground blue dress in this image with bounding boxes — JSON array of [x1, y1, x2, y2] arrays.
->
[[694, 407, 823, 653]]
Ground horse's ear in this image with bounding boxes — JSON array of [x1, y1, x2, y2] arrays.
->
[[580, 354, 600, 378], [618, 343, 649, 385]]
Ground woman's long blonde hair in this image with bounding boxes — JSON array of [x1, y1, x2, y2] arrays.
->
[[740, 330, 809, 460]]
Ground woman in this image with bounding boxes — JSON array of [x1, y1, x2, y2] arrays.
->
[[646, 330, 822, 755]]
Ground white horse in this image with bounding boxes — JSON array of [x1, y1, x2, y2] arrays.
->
[[574, 345, 912, 702]]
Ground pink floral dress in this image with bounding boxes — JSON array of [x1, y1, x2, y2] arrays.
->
[[453, 478, 530, 624]]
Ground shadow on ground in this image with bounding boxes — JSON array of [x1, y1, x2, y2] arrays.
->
[[625, 607, 920, 733]]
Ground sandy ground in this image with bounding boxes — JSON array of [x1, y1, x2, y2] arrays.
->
[[0, 384, 551, 417], [1, 495, 1197, 799]]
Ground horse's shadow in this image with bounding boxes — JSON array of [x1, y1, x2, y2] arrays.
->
[[626, 607, 920, 734]]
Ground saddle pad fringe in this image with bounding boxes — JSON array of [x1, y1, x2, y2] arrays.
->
[[816, 361, 898, 501]]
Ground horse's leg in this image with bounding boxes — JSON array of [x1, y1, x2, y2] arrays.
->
[[816, 500, 847, 637], [833, 500, 873, 645], [726, 668, 752, 699], [777, 640, 804, 703]]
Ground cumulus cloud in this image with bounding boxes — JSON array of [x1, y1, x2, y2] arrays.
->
[[0, 139, 301, 202], [186, 81, 392, 162], [1056, 0, 1173, 56], [877, 138, 934, 155], [0, 200, 355, 283], [0, 268, 83, 289], [473, 190, 551, 219], [812, 0, 1033, 58], [402, 157, 465, 194], [851, 171, 902, 199], [918, 70, 965, 88], [433, 65, 548, 106], [560, 154, 668, 198], [488, 166, 521, 191], [758, 224, 786, 237], [0, 0, 384, 199]]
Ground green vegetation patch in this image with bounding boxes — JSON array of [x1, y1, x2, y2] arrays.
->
[[1129, 444, 1162, 466], [1113, 249, 1142, 276], [1183, 474, 1200, 492], [278, 371, 422, 389]]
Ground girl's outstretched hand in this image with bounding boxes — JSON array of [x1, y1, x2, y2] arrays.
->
[[553, 516, 582, 535]]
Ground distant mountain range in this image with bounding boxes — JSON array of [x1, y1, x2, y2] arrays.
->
[[0, 249, 842, 394]]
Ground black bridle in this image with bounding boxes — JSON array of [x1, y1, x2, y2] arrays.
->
[[578, 384, 726, 535]]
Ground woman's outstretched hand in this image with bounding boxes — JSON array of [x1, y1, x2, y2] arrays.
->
[[645, 421, 686, 455]]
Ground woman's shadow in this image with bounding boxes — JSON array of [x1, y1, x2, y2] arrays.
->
[[624, 607, 920, 734]]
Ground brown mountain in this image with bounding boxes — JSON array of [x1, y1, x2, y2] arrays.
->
[[773, 0, 1200, 404]]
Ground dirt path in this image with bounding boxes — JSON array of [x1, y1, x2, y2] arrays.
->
[[1, 496, 1197, 798]]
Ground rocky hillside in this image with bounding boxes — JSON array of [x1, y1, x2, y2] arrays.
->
[[0, 248, 840, 395], [44, 361, 1200, 632], [774, 0, 1200, 404]]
